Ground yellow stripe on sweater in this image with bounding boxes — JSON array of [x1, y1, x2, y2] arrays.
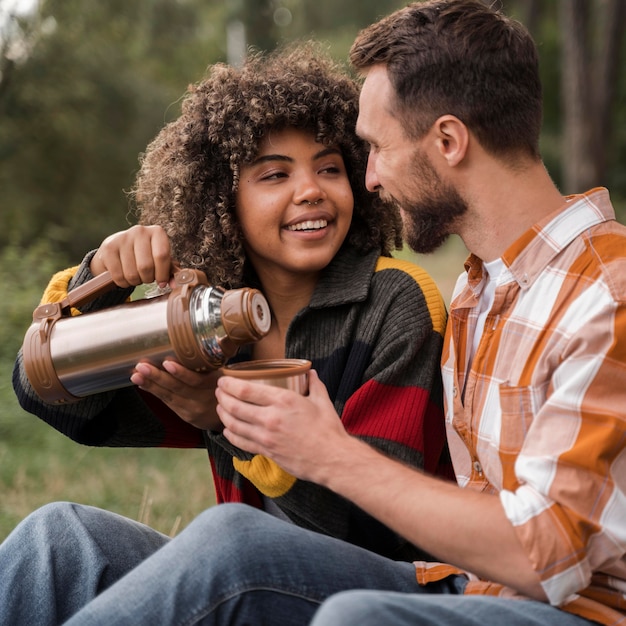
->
[[375, 256, 447, 336], [233, 455, 296, 498], [40, 266, 81, 316]]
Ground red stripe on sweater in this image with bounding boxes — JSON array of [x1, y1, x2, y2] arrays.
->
[[341, 379, 449, 476], [210, 456, 264, 507], [138, 389, 205, 448]]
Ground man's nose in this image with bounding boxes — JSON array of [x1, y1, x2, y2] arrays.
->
[[364, 152, 381, 192]]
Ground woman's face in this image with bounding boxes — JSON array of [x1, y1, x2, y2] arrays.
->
[[236, 127, 354, 282]]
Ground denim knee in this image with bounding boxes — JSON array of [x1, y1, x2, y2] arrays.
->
[[184, 502, 268, 540], [311, 590, 374, 625], [13, 501, 78, 541]]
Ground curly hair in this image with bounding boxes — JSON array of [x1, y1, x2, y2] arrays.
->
[[131, 42, 402, 289]]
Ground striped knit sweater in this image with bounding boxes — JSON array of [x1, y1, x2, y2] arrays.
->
[[13, 245, 452, 561]]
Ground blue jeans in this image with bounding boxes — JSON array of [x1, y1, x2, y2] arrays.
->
[[310, 590, 595, 626], [0, 501, 418, 625], [0, 502, 597, 626]]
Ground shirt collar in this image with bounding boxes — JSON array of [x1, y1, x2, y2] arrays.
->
[[464, 187, 614, 293], [308, 245, 379, 308]]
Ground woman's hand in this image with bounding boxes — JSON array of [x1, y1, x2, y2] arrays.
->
[[131, 360, 223, 431], [90, 224, 173, 288]]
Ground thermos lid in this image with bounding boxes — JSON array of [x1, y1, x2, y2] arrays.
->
[[221, 288, 271, 342]]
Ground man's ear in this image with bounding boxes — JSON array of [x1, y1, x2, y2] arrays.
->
[[433, 115, 468, 167]]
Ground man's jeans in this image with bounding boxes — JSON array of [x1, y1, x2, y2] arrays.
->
[[0, 502, 596, 625]]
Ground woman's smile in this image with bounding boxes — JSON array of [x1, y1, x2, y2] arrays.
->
[[285, 218, 329, 232]]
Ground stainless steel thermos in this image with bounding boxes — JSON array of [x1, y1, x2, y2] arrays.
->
[[22, 268, 271, 404]]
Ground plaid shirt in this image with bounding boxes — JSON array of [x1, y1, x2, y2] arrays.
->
[[425, 188, 626, 625]]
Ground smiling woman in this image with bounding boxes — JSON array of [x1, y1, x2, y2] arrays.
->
[[6, 41, 452, 623], [236, 129, 354, 287]]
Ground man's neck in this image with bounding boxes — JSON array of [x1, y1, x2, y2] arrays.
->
[[458, 160, 565, 262]]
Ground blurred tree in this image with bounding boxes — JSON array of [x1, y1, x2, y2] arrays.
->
[[242, 0, 275, 52], [0, 0, 227, 261], [225, 0, 408, 59], [500, 0, 625, 206], [0, 1, 40, 100], [559, 0, 626, 194], [1, 0, 624, 269]]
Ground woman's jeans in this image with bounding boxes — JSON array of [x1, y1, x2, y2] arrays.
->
[[0, 502, 595, 626]]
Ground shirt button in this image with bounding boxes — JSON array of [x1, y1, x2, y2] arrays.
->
[[473, 461, 483, 474]]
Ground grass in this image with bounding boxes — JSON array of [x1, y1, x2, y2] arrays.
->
[[0, 239, 468, 542], [0, 359, 216, 541]]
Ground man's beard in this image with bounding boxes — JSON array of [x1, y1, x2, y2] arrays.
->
[[398, 148, 468, 254]]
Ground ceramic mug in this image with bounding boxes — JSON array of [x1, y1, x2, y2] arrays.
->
[[221, 358, 311, 395]]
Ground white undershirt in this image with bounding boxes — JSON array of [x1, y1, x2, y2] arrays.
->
[[469, 257, 505, 366]]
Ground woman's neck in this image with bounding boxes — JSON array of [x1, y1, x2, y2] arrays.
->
[[250, 270, 319, 360]]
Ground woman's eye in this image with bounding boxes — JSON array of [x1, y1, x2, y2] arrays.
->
[[319, 161, 345, 175], [260, 171, 288, 181]]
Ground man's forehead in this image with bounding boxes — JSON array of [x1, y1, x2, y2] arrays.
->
[[357, 66, 393, 138], [360, 65, 392, 101]]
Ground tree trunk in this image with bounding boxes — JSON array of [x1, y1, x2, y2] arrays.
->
[[559, 0, 626, 193]]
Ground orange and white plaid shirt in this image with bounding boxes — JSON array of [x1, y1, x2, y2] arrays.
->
[[430, 188, 626, 625]]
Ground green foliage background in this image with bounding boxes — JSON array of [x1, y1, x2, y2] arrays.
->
[[0, 0, 624, 540]]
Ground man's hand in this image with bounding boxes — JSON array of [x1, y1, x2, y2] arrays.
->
[[215, 370, 349, 483]]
